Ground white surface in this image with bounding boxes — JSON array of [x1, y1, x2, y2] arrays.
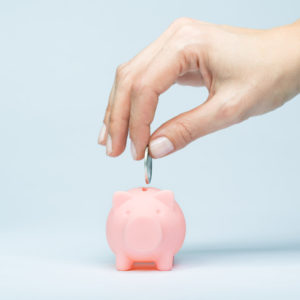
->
[[1, 231, 300, 300]]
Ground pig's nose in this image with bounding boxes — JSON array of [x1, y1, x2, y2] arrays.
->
[[125, 217, 162, 251]]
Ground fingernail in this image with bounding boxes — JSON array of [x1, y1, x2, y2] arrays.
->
[[98, 123, 106, 145], [106, 134, 112, 155], [149, 137, 174, 158], [130, 140, 137, 160]]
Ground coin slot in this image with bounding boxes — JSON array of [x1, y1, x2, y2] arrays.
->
[[142, 187, 147, 192]]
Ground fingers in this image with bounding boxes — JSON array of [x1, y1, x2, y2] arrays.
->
[[128, 86, 158, 160], [149, 92, 245, 158], [98, 18, 198, 158], [98, 21, 177, 155], [129, 45, 186, 160], [106, 71, 131, 156], [98, 82, 115, 146]]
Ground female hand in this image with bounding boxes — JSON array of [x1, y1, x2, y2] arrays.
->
[[98, 18, 300, 159]]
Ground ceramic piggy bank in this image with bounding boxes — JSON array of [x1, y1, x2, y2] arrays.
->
[[106, 187, 186, 271]]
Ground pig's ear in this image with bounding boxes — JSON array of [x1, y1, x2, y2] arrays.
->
[[155, 190, 175, 209], [112, 191, 131, 208]]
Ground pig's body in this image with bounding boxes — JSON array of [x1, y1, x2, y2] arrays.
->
[[106, 187, 186, 271]]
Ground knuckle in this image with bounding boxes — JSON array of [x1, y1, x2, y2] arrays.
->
[[131, 79, 145, 94], [218, 101, 237, 121], [176, 120, 194, 145], [172, 19, 210, 50], [115, 63, 129, 82], [128, 121, 139, 139], [177, 23, 193, 37], [218, 100, 246, 124], [171, 17, 194, 29], [109, 115, 118, 128], [109, 112, 128, 134], [104, 107, 111, 122], [174, 18, 196, 37]]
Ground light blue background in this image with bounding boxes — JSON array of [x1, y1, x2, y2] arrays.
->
[[0, 0, 300, 299]]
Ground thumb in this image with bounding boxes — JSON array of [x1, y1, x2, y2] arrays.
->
[[149, 94, 240, 158]]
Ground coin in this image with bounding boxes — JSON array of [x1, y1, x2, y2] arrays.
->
[[144, 146, 152, 184]]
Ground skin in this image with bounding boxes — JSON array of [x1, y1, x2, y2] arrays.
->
[[98, 18, 300, 160]]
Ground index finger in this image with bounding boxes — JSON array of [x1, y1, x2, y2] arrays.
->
[[129, 44, 185, 159]]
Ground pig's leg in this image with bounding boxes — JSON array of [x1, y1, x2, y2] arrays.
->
[[116, 253, 132, 271], [156, 254, 174, 271]]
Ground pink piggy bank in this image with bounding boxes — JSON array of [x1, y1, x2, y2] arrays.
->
[[106, 187, 186, 271]]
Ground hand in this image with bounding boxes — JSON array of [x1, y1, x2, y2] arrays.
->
[[98, 18, 300, 159]]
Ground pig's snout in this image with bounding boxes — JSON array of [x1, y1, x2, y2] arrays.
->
[[125, 217, 162, 251]]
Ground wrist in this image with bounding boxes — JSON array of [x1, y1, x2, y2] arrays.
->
[[270, 21, 300, 98]]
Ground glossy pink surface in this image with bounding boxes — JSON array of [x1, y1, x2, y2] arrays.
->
[[106, 187, 186, 271]]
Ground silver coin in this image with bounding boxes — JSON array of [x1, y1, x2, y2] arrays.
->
[[144, 146, 152, 184]]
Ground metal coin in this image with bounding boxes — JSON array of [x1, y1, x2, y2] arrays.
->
[[144, 146, 152, 184]]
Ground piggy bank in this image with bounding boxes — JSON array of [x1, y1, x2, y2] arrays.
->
[[106, 187, 186, 271]]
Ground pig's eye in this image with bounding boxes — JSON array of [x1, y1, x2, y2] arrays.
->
[[156, 209, 160, 214], [125, 210, 131, 215]]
